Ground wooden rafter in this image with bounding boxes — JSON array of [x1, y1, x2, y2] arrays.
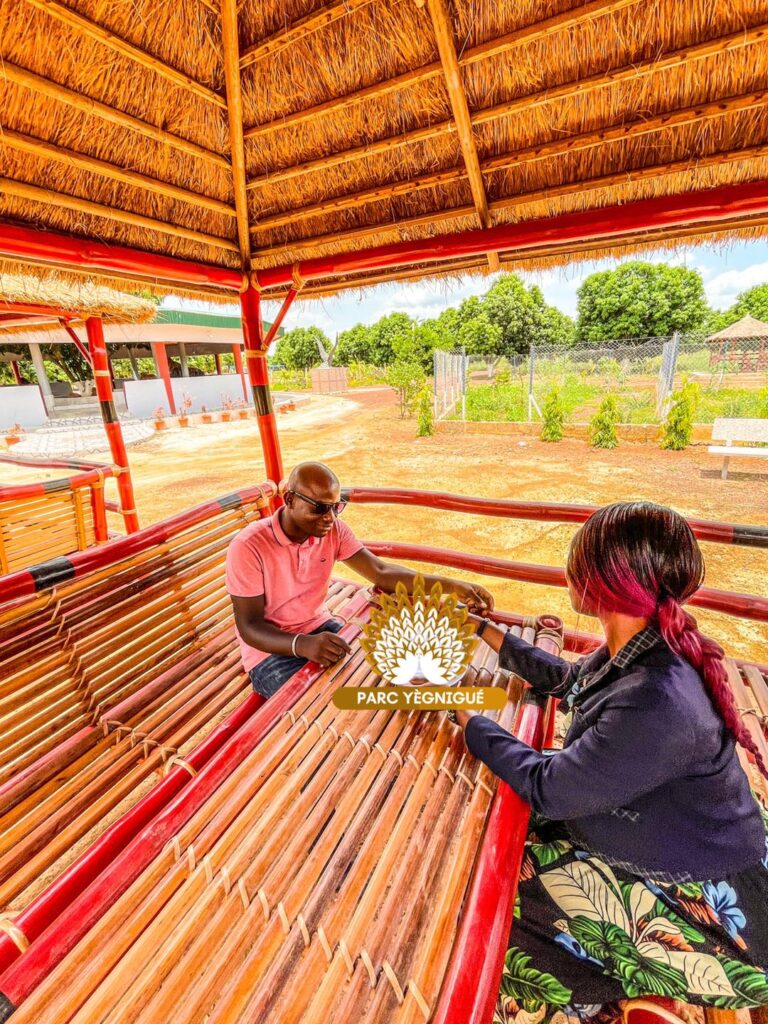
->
[[0, 177, 239, 251], [0, 127, 236, 218], [221, 0, 252, 262], [426, 0, 498, 271], [23, 0, 226, 107], [248, 87, 768, 233], [245, 22, 768, 190], [239, 0, 375, 69], [243, 0, 643, 140], [1, 60, 230, 168], [251, 143, 768, 257]]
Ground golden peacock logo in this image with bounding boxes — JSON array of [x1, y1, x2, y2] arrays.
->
[[360, 576, 478, 686]]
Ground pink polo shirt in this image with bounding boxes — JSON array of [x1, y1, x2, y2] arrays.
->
[[225, 509, 363, 673]]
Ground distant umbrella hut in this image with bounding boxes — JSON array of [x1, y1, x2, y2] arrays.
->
[[707, 314, 768, 372]]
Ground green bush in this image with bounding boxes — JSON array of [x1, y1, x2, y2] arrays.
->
[[494, 363, 512, 386], [416, 387, 434, 437], [661, 382, 700, 450], [386, 361, 426, 418], [758, 387, 768, 418], [346, 362, 387, 388], [269, 368, 311, 390], [589, 396, 620, 448], [540, 388, 565, 442]]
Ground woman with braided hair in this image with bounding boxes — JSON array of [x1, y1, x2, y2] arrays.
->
[[458, 502, 768, 1024]]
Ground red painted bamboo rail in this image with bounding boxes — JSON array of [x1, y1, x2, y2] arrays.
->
[[342, 487, 768, 548], [0, 481, 277, 602], [363, 540, 768, 623]]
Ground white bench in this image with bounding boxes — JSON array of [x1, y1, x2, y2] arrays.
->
[[708, 418, 768, 479]]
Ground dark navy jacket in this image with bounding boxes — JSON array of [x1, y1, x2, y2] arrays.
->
[[465, 630, 766, 880]]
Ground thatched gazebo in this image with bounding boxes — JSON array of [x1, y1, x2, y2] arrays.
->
[[1, 0, 768, 504], [707, 314, 768, 372]]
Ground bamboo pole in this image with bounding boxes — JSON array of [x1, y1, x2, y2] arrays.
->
[[426, 0, 498, 272], [0, 127, 236, 217], [245, 23, 768, 190], [0, 177, 239, 252], [239, 0, 375, 68], [220, 0, 252, 262], [0, 60, 230, 169], [243, 0, 642, 138], [22, 0, 226, 107]]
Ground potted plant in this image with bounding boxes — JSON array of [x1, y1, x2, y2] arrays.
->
[[5, 422, 24, 447], [200, 404, 214, 425], [220, 394, 234, 422], [153, 406, 167, 430], [178, 392, 193, 428], [235, 397, 249, 420]]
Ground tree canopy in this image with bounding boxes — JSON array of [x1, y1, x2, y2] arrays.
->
[[272, 326, 329, 370], [576, 262, 709, 342]]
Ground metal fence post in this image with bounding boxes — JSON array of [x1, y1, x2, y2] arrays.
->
[[528, 345, 535, 421]]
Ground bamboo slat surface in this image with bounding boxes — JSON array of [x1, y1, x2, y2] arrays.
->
[[6, 618, 556, 1024], [0, 489, 98, 573]]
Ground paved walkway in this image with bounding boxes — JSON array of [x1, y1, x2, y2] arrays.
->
[[11, 416, 154, 457]]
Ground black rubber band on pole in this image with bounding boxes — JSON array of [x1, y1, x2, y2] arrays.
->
[[99, 399, 118, 424], [29, 556, 76, 591], [252, 385, 273, 417], [0, 992, 17, 1020], [732, 524, 768, 548]]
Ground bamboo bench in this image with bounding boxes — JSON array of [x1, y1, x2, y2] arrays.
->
[[708, 418, 768, 479]]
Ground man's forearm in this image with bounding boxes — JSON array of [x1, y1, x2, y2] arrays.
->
[[236, 619, 299, 656], [376, 565, 466, 594]]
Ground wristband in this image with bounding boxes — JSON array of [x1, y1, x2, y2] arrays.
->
[[291, 634, 304, 656], [476, 618, 491, 640]]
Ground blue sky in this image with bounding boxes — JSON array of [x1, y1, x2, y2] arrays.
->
[[165, 239, 768, 338]]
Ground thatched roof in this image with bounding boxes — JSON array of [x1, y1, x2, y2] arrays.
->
[[1, 0, 768, 302], [708, 314, 768, 341], [0, 272, 157, 325]]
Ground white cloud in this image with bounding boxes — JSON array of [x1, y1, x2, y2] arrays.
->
[[704, 262, 768, 311]]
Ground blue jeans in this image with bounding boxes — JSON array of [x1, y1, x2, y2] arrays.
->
[[248, 619, 343, 698]]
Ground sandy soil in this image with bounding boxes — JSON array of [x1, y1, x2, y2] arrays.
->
[[2, 387, 766, 663]]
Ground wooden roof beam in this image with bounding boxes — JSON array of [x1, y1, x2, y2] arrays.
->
[[251, 142, 768, 258], [245, 21, 768, 189], [23, 0, 226, 107], [243, 0, 642, 140], [0, 127, 236, 218], [0, 60, 230, 169], [248, 87, 768, 233], [240, 0, 375, 68], [0, 176, 240, 252], [221, 0, 252, 262], [426, 0, 498, 271]]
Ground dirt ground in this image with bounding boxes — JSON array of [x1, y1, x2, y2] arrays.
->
[[3, 386, 766, 663]]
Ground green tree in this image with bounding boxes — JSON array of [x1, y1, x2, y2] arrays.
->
[[416, 387, 433, 436], [369, 312, 414, 366], [334, 323, 375, 366], [576, 262, 709, 342], [484, 274, 544, 356], [590, 395, 620, 448], [458, 313, 503, 358], [540, 388, 565, 442], [392, 320, 441, 371], [272, 326, 328, 371], [661, 381, 700, 450], [386, 361, 425, 418], [708, 282, 768, 334]]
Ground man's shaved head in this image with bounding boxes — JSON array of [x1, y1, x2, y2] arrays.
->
[[287, 462, 339, 497]]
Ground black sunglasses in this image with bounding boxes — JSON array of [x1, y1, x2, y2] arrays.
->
[[289, 489, 347, 517]]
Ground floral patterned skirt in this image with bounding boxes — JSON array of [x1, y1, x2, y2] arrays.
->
[[495, 820, 768, 1024]]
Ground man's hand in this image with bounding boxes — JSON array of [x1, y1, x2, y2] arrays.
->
[[453, 581, 494, 614], [295, 630, 351, 668]]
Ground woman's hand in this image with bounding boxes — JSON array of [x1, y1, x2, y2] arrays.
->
[[452, 581, 494, 613]]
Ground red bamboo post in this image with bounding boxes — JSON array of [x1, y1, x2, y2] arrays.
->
[[85, 317, 140, 533], [10, 361, 23, 385], [263, 285, 299, 348], [232, 343, 247, 400], [151, 342, 176, 415], [240, 285, 284, 489], [59, 320, 93, 368]]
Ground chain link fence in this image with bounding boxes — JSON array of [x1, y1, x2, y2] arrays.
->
[[456, 333, 768, 425], [433, 349, 468, 420]]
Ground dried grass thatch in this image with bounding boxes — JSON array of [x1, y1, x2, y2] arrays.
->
[[0, 272, 156, 324], [1, 0, 767, 300]]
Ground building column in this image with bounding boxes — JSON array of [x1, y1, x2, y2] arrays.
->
[[28, 342, 53, 412], [128, 351, 141, 380], [214, 352, 223, 375], [232, 343, 247, 400], [178, 342, 189, 377], [151, 342, 176, 414], [10, 360, 22, 385], [86, 317, 140, 533], [240, 286, 284, 489]]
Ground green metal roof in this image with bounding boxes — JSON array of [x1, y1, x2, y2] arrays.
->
[[155, 308, 279, 332]]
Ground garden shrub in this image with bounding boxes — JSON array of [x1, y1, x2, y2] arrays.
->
[[416, 387, 434, 437], [589, 396, 620, 448], [386, 361, 425, 418], [540, 388, 565, 442], [661, 381, 700, 450]]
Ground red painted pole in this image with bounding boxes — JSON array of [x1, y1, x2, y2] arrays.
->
[[10, 361, 22, 385], [59, 321, 93, 367], [151, 342, 176, 415], [232, 343, 248, 400], [262, 285, 298, 348], [85, 317, 140, 533], [240, 286, 284, 489]]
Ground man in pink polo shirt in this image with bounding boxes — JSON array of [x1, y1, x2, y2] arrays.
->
[[226, 461, 494, 698]]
